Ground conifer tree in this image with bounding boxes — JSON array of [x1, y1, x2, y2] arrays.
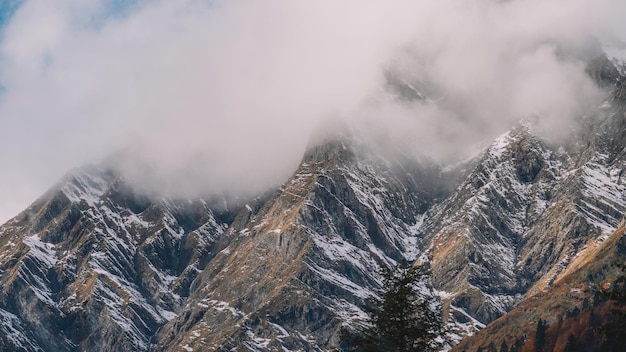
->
[[598, 270, 626, 349], [341, 262, 442, 352], [499, 340, 508, 352], [563, 334, 584, 352], [533, 319, 547, 352]]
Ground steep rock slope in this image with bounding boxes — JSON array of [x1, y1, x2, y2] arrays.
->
[[154, 136, 449, 351], [1, 53, 626, 351], [417, 124, 567, 333], [442, 54, 626, 349], [0, 167, 238, 351], [0, 133, 451, 351], [451, 220, 626, 352]]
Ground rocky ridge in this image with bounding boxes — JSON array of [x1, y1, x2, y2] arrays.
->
[[0, 53, 625, 351], [0, 132, 451, 351]]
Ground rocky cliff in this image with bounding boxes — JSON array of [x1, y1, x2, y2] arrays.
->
[[0, 52, 625, 351], [0, 132, 451, 351]]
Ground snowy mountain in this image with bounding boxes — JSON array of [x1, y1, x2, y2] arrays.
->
[[0, 166, 240, 351], [0, 132, 452, 351], [0, 52, 626, 351], [449, 53, 626, 351]]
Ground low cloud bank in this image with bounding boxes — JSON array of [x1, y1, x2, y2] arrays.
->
[[0, 0, 622, 221]]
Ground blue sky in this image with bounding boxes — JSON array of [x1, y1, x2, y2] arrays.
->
[[0, 0, 22, 29], [0, 0, 143, 33]]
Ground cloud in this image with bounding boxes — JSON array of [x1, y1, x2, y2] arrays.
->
[[0, 0, 620, 222], [350, 0, 605, 159]]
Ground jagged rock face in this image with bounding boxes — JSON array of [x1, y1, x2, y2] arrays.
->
[[153, 137, 447, 351], [451, 222, 626, 352], [417, 52, 626, 346], [0, 167, 238, 351], [414, 57, 626, 339], [417, 124, 566, 330], [0, 135, 448, 351], [1, 53, 626, 351]]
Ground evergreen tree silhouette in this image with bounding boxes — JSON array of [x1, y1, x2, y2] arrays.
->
[[341, 262, 442, 351], [533, 319, 547, 352]]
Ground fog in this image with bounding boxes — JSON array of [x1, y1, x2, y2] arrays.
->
[[0, 0, 623, 222]]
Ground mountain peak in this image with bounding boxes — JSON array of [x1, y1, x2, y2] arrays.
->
[[2, 60, 626, 350]]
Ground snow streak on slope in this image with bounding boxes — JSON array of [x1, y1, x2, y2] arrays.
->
[[149, 137, 448, 351], [0, 308, 43, 352], [297, 141, 442, 325], [577, 154, 626, 236], [418, 124, 566, 331], [604, 45, 626, 76], [0, 166, 236, 351], [2, 66, 626, 350], [60, 166, 113, 206]]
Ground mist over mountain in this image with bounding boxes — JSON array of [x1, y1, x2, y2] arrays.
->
[[1, 1, 626, 351], [1, 0, 624, 222]]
